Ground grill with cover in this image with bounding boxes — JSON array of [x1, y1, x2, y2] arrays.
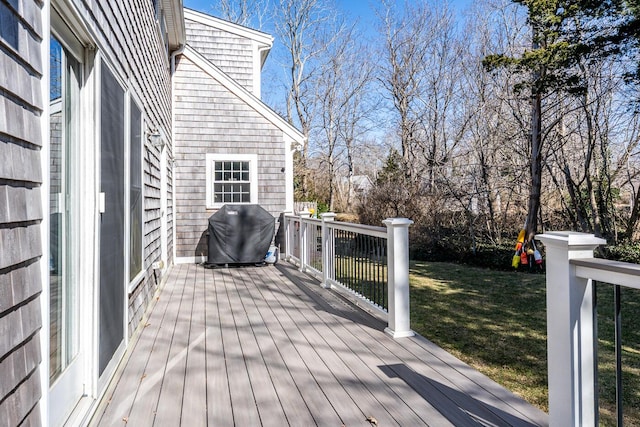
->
[[207, 204, 275, 265]]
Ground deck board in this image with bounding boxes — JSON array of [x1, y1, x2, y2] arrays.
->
[[262, 269, 435, 426], [181, 264, 208, 426], [261, 268, 402, 426], [226, 269, 289, 426], [91, 262, 549, 427], [217, 269, 262, 426], [128, 264, 187, 425], [204, 268, 234, 426], [250, 267, 357, 426], [243, 269, 340, 425], [153, 264, 194, 425], [94, 265, 182, 426], [235, 270, 316, 426]]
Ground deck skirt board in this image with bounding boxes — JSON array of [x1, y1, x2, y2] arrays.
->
[[91, 262, 548, 427]]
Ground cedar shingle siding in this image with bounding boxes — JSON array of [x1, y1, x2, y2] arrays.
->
[[2, 0, 179, 423], [0, 0, 44, 425], [73, 0, 175, 334], [174, 17, 292, 260], [1, 1, 300, 423], [185, 18, 255, 92]]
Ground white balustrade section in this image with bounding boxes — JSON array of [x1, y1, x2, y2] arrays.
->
[[538, 231, 640, 427], [283, 212, 414, 339], [383, 218, 415, 338]]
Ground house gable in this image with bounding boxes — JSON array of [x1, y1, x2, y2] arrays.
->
[[182, 45, 303, 143], [173, 46, 302, 260], [184, 8, 273, 96]]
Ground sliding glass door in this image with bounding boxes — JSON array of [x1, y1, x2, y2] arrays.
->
[[49, 33, 84, 427]]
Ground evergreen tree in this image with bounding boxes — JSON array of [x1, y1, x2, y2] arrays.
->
[[484, 0, 638, 237]]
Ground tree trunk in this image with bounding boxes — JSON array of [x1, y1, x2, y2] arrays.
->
[[623, 183, 640, 241], [526, 90, 543, 237]]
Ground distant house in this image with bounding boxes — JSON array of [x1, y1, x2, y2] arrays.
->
[[349, 175, 373, 196], [337, 174, 374, 209], [0, 1, 301, 425]]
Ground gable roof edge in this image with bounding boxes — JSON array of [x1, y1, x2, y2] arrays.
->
[[164, 0, 186, 50], [181, 45, 304, 143], [184, 8, 273, 49]]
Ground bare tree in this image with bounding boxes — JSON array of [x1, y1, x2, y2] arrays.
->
[[452, 0, 529, 241], [274, 0, 343, 201], [314, 23, 376, 211], [376, 0, 433, 186], [216, 0, 269, 28]]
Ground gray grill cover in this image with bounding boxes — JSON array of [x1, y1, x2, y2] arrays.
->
[[207, 204, 275, 265]]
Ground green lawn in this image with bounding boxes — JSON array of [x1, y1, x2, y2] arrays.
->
[[409, 261, 640, 426]]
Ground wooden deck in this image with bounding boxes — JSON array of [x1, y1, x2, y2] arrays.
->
[[90, 262, 548, 427]]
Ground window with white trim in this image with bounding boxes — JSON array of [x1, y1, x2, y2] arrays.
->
[[206, 154, 258, 208]]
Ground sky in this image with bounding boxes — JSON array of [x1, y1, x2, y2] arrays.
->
[[180, 0, 477, 134], [182, 0, 475, 29]]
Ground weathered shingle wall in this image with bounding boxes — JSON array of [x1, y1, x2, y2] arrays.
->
[[174, 56, 287, 259], [0, 0, 44, 425], [73, 0, 175, 333], [185, 18, 254, 92]]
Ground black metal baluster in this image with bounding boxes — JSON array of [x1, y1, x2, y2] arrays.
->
[[353, 231, 357, 293], [593, 281, 600, 427], [350, 231, 355, 292], [615, 284, 623, 427], [365, 235, 370, 301], [337, 229, 341, 281], [375, 236, 380, 305], [374, 237, 384, 307]]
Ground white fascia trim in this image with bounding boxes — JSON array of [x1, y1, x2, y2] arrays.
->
[[184, 8, 273, 48], [252, 40, 261, 97], [162, 0, 186, 49], [40, 4, 51, 426], [284, 136, 295, 213], [182, 45, 304, 143]]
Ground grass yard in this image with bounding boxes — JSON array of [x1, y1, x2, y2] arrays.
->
[[409, 261, 640, 426]]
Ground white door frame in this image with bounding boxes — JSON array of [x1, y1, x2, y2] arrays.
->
[[48, 6, 98, 425]]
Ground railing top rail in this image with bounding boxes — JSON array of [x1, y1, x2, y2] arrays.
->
[[571, 257, 640, 290], [300, 217, 322, 224], [284, 213, 388, 238], [326, 221, 387, 238]]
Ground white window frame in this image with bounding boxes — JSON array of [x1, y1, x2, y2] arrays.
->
[[126, 95, 145, 292], [206, 153, 258, 209]]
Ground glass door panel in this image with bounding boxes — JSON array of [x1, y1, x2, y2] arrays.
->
[[49, 34, 83, 427], [50, 34, 81, 383]]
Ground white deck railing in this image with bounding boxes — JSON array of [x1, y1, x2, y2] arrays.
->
[[539, 231, 640, 427], [283, 212, 414, 338]]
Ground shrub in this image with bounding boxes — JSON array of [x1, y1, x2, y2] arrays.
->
[[601, 241, 640, 264]]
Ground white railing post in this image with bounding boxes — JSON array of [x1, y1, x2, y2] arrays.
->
[[321, 212, 336, 289], [383, 218, 414, 339], [537, 232, 606, 427], [283, 213, 291, 261], [299, 211, 311, 272]]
